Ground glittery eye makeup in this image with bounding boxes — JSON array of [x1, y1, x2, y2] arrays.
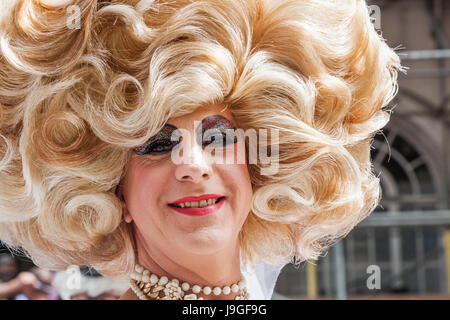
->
[[133, 124, 180, 156], [197, 115, 238, 147], [134, 115, 238, 156]]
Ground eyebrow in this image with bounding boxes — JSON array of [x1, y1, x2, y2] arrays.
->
[[197, 115, 236, 131], [165, 114, 235, 129]]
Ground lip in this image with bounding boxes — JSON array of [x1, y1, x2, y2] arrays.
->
[[168, 197, 226, 217], [169, 194, 225, 204]]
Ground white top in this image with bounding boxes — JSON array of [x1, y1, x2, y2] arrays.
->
[[241, 260, 285, 300]]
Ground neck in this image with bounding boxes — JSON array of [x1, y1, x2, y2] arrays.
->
[[132, 226, 243, 300]]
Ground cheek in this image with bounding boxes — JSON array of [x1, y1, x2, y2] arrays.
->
[[225, 163, 253, 217], [122, 160, 167, 216]]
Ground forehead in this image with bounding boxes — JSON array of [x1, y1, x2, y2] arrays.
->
[[167, 104, 235, 128]]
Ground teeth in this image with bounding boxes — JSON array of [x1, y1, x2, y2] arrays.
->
[[172, 198, 221, 208]]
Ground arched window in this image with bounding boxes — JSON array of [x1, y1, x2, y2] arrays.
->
[[275, 118, 448, 297]]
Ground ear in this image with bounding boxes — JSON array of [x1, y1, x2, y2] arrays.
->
[[115, 184, 133, 224]]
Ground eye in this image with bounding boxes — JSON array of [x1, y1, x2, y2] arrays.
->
[[146, 140, 179, 155], [134, 124, 181, 156], [134, 137, 182, 156], [198, 116, 238, 148], [202, 129, 238, 148]]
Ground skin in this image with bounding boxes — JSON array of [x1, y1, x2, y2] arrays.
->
[[119, 104, 253, 300], [0, 272, 41, 300]]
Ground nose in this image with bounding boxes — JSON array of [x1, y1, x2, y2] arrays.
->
[[174, 138, 212, 183]]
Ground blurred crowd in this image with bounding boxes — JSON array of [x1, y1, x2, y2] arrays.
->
[[0, 245, 129, 300]]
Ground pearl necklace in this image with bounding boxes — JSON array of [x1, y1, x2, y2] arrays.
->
[[129, 264, 249, 300]]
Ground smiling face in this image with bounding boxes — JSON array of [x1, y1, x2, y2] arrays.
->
[[121, 104, 253, 257]]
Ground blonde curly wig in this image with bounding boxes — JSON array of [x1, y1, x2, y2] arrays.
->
[[0, 0, 403, 279]]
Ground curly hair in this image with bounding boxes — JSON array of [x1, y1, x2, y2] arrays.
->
[[0, 0, 403, 279]]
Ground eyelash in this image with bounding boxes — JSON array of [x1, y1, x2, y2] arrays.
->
[[136, 132, 238, 156], [202, 131, 238, 148], [144, 140, 179, 155]]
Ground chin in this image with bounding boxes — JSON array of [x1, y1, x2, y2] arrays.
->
[[174, 229, 235, 255]]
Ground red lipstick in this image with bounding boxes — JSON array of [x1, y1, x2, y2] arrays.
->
[[168, 194, 225, 217], [169, 194, 224, 204]]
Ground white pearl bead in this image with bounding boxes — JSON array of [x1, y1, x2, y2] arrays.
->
[[203, 286, 211, 295], [181, 282, 190, 291], [135, 264, 144, 273], [159, 276, 168, 286], [192, 285, 201, 294], [130, 272, 138, 280], [150, 274, 158, 284], [130, 266, 249, 300], [184, 293, 197, 300]]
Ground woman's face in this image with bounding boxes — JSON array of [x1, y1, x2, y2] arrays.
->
[[121, 104, 252, 256]]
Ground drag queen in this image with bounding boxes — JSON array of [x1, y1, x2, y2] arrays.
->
[[0, 0, 402, 300]]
